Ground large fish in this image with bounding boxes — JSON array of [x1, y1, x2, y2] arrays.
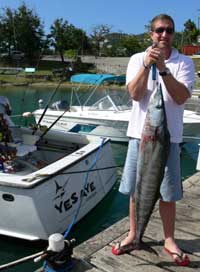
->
[[134, 84, 170, 247]]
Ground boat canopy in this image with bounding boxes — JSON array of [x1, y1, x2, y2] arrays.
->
[[70, 73, 125, 85]]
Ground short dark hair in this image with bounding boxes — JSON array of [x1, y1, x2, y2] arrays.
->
[[150, 14, 175, 32]]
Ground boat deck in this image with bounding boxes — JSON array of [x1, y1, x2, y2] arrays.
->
[[68, 172, 200, 271]]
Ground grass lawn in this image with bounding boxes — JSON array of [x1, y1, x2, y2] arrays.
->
[[0, 57, 200, 88]]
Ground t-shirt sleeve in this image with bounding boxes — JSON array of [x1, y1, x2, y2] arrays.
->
[[176, 56, 195, 95], [126, 52, 145, 86]]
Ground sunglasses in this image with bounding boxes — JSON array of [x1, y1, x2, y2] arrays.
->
[[154, 27, 174, 34]]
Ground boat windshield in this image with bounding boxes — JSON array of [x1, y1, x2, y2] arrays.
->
[[90, 95, 131, 111]]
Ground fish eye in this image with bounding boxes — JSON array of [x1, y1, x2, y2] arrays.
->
[[155, 99, 162, 109], [155, 105, 162, 109]]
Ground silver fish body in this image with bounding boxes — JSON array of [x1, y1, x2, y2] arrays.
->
[[134, 84, 170, 245]]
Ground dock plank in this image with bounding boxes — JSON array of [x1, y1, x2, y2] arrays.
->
[[90, 246, 165, 272], [72, 172, 200, 271], [73, 217, 130, 259]]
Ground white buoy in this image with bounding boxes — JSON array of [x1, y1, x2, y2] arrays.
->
[[47, 233, 65, 252]]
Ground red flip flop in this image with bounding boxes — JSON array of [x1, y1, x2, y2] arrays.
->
[[163, 247, 190, 266], [112, 242, 135, 255]]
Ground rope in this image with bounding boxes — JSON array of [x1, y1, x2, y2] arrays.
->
[[0, 251, 44, 271], [21, 164, 123, 182], [63, 137, 106, 238], [47, 164, 123, 175]]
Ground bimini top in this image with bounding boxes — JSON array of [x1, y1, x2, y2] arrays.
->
[[70, 73, 125, 85]]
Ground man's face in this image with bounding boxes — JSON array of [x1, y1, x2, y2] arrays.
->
[[150, 19, 174, 49]]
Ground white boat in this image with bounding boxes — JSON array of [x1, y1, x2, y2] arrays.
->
[[0, 111, 116, 241], [183, 110, 200, 138], [33, 93, 131, 142], [32, 93, 200, 143]]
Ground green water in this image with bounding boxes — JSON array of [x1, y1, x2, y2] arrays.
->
[[0, 86, 198, 271]]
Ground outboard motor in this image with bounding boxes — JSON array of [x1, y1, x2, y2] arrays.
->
[[38, 99, 44, 109]]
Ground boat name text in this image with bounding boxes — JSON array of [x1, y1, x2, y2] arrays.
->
[[54, 181, 96, 213]]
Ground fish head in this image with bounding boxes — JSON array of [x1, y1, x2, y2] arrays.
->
[[147, 87, 164, 127]]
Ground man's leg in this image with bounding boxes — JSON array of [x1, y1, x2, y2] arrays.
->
[[128, 195, 136, 241], [115, 138, 139, 248], [113, 195, 136, 251], [159, 200, 189, 263], [159, 200, 177, 249]]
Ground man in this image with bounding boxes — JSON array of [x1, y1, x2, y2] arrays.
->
[[112, 14, 194, 266]]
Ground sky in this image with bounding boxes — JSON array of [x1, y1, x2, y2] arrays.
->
[[0, 0, 200, 35]]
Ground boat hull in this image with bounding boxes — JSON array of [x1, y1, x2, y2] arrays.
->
[[33, 108, 200, 143], [34, 109, 129, 142], [0, 131, 116, 240]]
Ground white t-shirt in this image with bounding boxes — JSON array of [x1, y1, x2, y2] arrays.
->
[[126, 48, 195, 143]]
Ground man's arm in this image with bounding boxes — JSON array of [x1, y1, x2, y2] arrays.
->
[[160, 74, 190, 105], [127, 65, 150, 101], [127, 46, 160, 101], [154, 48, 193, 105]]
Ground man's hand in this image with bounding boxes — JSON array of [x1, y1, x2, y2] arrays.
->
[[144, 46, 166, 71]]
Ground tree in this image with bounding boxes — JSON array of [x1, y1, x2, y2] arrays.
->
[[173, 32, 184, 51], [119, 35, 142, 56], [183, 19, 199, 44], [49, 18, 89, 62], [0, 3, 45, 64], [0, 7, 17, 54], [90, 24, 112, 56]]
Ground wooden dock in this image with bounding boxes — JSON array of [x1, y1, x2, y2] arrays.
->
[[37, 172, 200, 271]]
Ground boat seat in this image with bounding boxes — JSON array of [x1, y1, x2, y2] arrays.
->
[[0, 132, 38, 158], [16, 134, 39, 157], [16, 144, 37, 157]]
